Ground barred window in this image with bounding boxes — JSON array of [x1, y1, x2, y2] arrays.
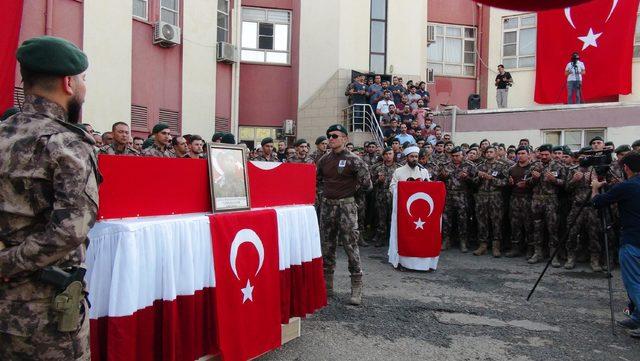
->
[[427, 23, 476, 77]]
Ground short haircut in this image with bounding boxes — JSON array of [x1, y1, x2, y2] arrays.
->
[[620, 151, 640, 172], [516, 146, 530, 153], [519, 138, 529, 143], [133, 136, 144, 142], [435, 140, 445, 146], [101, 132, 112, 141], [171, 136, 185, 146], [189, 134, 204, 144], [498, 64, 504, 68], [346, 142, 354, 147], [112, 121, 129, 132], [20, 67, 59, 92], [444, 141, 453, 146]]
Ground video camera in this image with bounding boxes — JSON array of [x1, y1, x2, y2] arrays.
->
[[579, 148, 612, 177]]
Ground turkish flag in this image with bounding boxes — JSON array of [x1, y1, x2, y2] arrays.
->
[[396, 181, 446, 258], [535, 0, 640, 103], [0, 0, 23, 112], [209, 210, 281, 361]]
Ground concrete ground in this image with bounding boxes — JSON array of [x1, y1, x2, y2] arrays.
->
[[262, 247, 640, 361]]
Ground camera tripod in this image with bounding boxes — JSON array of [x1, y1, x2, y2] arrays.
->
[[526, 186, 617, 335]]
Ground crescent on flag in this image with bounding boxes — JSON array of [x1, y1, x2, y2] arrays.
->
[[229, 229, 265, 280], [406, 192, 435, 218], [565, 0, 619, 29]]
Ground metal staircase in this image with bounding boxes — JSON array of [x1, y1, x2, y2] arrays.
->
[[341, 103, 385, 148]]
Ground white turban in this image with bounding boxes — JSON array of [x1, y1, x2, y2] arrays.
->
[[403, 146, 420, 156]]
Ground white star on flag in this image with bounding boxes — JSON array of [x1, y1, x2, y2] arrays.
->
[[578, 28, 602, 51], [241, 279, 254, 303], [414, 218, 425, 230]]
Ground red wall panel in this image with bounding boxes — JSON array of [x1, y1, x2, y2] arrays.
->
[[427, 76, 477, 110], [215, 63, 232, 120]]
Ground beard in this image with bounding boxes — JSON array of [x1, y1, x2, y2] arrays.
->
[[407, 159, 418, 169], [67, 95, 83, 124]]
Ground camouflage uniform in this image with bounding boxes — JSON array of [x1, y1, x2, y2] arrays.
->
[[370, 162, 399, 246], [142, 143, 174, 157], [0, 95, 98, 360], [527, 159, 566, 263], [317, 149, 372, 276], [309, 149, 327, 164], [288, 155, 314, 164], [507, 162, 533, 256], [439, 160, 477, 251], [362, 153, 380, 167], [472, 159, 509, 256], [98, 143, 140, 156], [431, 152, 448, 165], [254, 152, 280, 162]]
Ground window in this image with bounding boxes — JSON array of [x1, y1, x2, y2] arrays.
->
[[241, 7, 291, 64], [160, 0, 179, 26], [427, 23, 476, 77], [634, 11, 640, 57], [217, 0, 230, 43], [370, 0, 387, 74], [239, 126, 278, 149], [133, 0, 148, 20], [543, 128, 605, 151], [502, 14, 536, 69]]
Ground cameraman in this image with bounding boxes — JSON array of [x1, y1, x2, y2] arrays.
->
[[591, 151, 640, 337], [565, 52, 586, 104], [495, 64, 512, 108]]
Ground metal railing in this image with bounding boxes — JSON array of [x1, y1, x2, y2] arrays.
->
[[341, 103, 386, 148]]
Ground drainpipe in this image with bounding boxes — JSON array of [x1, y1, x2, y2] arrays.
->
[[450, 105, 458, 140], [230, 1, 241, 138], [475, 3, 482, 98], [45, 0, 54, 35]]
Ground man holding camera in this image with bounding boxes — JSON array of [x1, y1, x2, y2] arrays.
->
[[566, 52, 586, 104], [591, 151, 640, 338], [495, 65, 512, 108]]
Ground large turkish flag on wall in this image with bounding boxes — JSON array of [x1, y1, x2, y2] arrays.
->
[[0, 0, 23, 112], [209, 210, 281, 361], [534, 0, 640, 104]]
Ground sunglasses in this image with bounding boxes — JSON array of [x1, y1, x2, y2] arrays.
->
[[327, 134, 341, 139]]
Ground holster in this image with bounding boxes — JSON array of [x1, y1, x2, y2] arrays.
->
[[39, 266, 87, 332]]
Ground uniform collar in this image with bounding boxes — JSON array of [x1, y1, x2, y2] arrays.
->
[[21, 94, 67, 122]]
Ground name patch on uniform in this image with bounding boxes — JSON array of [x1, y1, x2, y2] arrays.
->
[[491, 171, 499, 177], [551, 171, 558, 178], [338, 160, 347, 168]]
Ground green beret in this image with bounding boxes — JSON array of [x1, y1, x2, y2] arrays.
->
[[261, 137, 274, 146], [326, 124, 348, 136], [538, 144, 552, 152], [142, 137, 155, 149], [579, 146, 592, 154], [589, 136, 604, 145], [383, 146, 393, 153], [632, 139, 640, 148], [552, 145, 563, 152], [450, 146, 463, 154], [1, 107, 19, 121], [211, 132, 224, 142], [315, 136, 327, 145], [470, 143, 479, 148], [293, 139, 307, 147], [221, 133, 235, 144], [17, 36, 88, 76], [562, 148, 572, 156], [152, 123, 170, 134], [615, 144, 631, 154], [605, 141, 614, 147]]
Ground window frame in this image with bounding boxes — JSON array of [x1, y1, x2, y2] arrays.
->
[[132, 0, 148, 21], [369, 0, 388, 74], [501, 13, 537, 70], [240, 7, 292, 65], [160, 0, 180, 26], [217, 0, 230, 43], [634, 11, 640, 58], [542, 128, 606, 151], [426, 22, 477, 78]]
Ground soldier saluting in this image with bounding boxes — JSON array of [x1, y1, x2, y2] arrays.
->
[[317, 124, 372, 306], [0, 36, 99, 360]]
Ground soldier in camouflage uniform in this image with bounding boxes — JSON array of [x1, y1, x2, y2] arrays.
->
[[317, 124, 372, 306], [370, 147, 399, 247], [98, 121, 139, 156], [142, 123, 174, 157], [418, 148, 439, 179], [0, 36, 98, 361], [288, 139, 314, 164], [527, 144, 566, 265], [431, 140, 448, 164], [254, 137, 280, 162], [564, 161, 603, 271], [472, 146, 509, 257], [505, 146, 534, 258], [439, 147, 477, 252], [362, 141, 381, 166], [310, 136, 328, 164]]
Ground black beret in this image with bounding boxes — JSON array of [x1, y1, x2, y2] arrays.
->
[[450, 146, 463, 154], [326, 124, 348, 136], [383, 146, 392, 153], [632, 139, 640, 148], [261, 137, 274, 146], [17, 36, 88, 76], [293, 138, 307, 147], [152, 123, 170, 134], [552, 145, 563, 152], [221, 133, 236, 144], [315, 136, 327, 145], [605, 141, 614, 147], [579, 146, 592, 154], [589, 136, 604, 145], [212, 132, 224, 142], [1, 107, 19, 121], [538, 144, 552, 152], [615, 144, 632, 154]]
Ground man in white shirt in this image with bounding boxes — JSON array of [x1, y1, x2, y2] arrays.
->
[[376, 90, 395, 116], [390, 146, 432, 192], [565, 52, 586, 104]]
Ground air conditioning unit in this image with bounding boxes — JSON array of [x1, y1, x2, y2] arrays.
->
[[153, 21, 181, 47], [427, 25, 436, 45], [216, 42, 238, 63], [284, 119, 295, 135], [427, 68, 435, 83]]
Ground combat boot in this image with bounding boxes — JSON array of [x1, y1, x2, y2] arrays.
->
[[441, 239, 450, 251], [473, 242, 488, 256], [527, 246, 543, 264], [550, 247, 562, 268], [324, 271, 334, 297], [460, 240, 468, 253], [505, 247, 521, 258], [492, 241, 502, 258], [349, 274, 363, 306], [564, 252, 576, 269], [590, 254, 603, 272], [526, 246, 534, 260]]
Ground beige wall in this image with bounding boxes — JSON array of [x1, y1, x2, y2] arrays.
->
[[387, 0, 427, 79], [181, 0, 217, 138], [337, 0, 370, 72], [82, 0, 132, 132], [619, 60, 640, 103]]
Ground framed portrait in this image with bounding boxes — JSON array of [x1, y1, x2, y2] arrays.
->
[[207, 143, 251, 212]]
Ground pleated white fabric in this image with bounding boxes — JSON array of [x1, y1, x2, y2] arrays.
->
[[275, 205, 322, 270]]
